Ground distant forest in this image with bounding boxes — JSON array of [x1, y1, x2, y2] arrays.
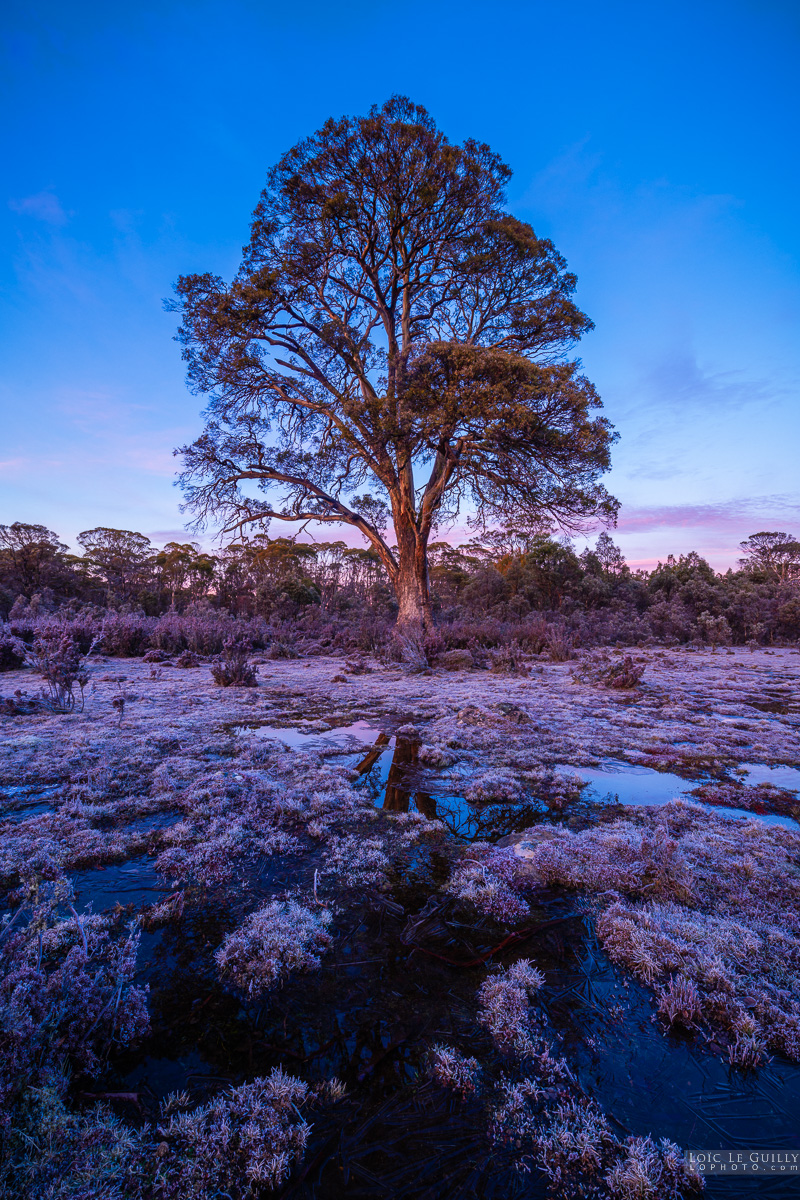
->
[[1, 521, 799, 652]]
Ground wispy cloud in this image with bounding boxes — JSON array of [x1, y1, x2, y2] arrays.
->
[[638, 349, 783, 415], [617, 495, 800, 534], [148, 529, 196, 543], [9, 190, 69, 225]]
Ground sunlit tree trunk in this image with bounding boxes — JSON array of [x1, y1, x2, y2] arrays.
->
[[386, 490, 434, 634], [393, 536, 433, 633]]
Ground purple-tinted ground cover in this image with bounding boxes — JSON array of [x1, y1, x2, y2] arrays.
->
[[1, 645, 800, 1196]]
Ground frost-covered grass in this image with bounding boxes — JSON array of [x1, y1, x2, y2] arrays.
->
[[0, 645, 798, 1194], [464, 961, 703, 1197], [3, 1067, 325, 1199], [508, 799, 800, 1063], [216, 900, 333, 997]]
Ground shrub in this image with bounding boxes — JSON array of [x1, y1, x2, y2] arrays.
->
[[157, 1069, 313, 1196], [518, 614, 551, 654], [175, 649, 201, 668], [600, 654, 645, 688], [216, 900, 332, 998], [572, 652, 646, 689], [427, 1045, 482, 1096], [389, 626, 429, 672], [23, 630, 92, 713], [100, 612, 154, 657], [0, 632, 27, 671], [696, 611, 733, 648], [210, 640, 258, 687], [488, 640, 529, 675], [446, 851, 529, 922], [0, 882, 149, 1111], [477, 960, 545, 1056], [544, 624, 574, 661], [267, 638, 300, 659], [142, 648, 168, 663]]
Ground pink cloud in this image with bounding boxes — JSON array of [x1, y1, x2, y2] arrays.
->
[[148, 530, 203, 546], [616, 497, 800, 534]]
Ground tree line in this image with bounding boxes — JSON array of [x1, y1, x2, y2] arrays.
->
[[2, 521, 799, 646]]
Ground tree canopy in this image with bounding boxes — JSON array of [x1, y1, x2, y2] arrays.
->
[[739, 532, 800, 582], [171, 96, 618, 630]]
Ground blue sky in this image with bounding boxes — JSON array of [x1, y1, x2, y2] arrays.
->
[[1, 0, 798, 568]]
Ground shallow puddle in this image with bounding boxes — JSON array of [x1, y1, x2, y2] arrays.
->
[[558, 759, 800, 831], [236, 719, 385, 753], [354, 734, 549, 843], [72, 854, 170, 912], [742, 762, 800, 792], [0, 783, 60, 823], [701, 804, 800, 831], [236, 722, 500, 839], [556, 759, 693, 807]]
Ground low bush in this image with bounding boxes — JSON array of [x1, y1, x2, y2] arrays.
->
[[0, 880, 149, 1111], [210, 640, 258, 687], [0, 634, 25, 672], [100, 612, 154, 657], [572, 652, 646, 689], [23, 630, 93, 713], [216, 900, 332, 998]]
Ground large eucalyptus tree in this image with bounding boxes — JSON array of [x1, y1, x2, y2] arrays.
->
[[171, 96, 617, 631]]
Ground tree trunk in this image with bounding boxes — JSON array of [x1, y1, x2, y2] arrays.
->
[[393, 522, 434, 634]]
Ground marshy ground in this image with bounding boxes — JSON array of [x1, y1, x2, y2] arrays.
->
[[2, 644, 800, 1198]]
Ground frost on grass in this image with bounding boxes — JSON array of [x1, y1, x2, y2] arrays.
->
[[477, 959, 545, 1057], [322, 834, 392, 888], [216, 900, 333, 998], [445, 846, 531, 922], [0, 879, 149, 1113], [513, 800, 800, 1062], [427, 1044, 482, 1095], [466, 770, 522, 805], [605, 1135, 702, 1200], [477, 966, 703, 1197], [488, 1074, 703, 1198], [4, 1067, 315, 1200], [158, 1069, 312, 1195], [533, 1103, 700, 1199], [4, 1076, 146, 1200]]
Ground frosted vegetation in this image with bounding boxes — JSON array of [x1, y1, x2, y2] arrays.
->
[[1, 530, 800, 1194]]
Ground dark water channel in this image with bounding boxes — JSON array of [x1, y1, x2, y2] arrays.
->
[[25, 720, 800, 1198], [108, 879, 800, 1199], [0, 783, 61, 823]]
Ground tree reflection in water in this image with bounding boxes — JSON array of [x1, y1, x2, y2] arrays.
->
[[354, 734, 543, 842]]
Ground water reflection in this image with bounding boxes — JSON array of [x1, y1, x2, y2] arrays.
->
[[559, 759, 800, 831], [742, 762, 800, 792], [355, 734, 545, 842], [378, 736, 432, 814], [354, 733, 432, 815], [0, 784, 60, 824], [72, 855, 170, 912], [236, 719, 385, 753]]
